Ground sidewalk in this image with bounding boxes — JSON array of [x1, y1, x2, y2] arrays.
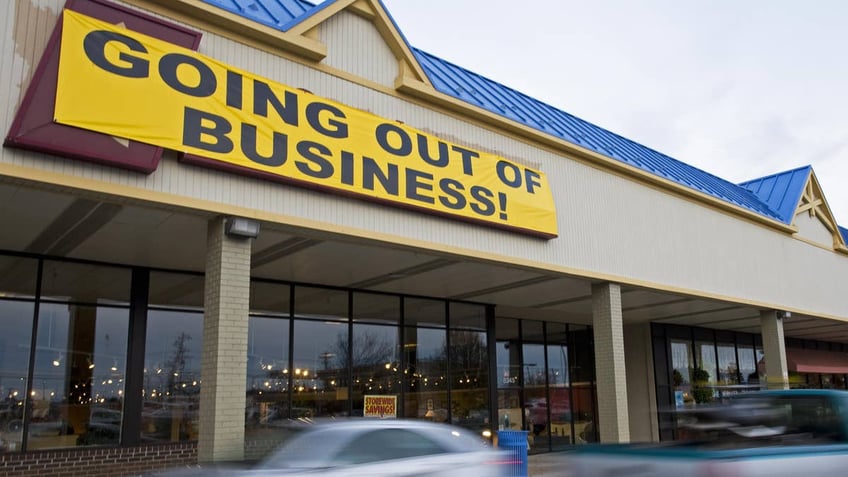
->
[[528, 451, 572, 476]]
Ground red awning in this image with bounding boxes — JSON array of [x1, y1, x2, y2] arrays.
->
[[785, 348, 848, 374]]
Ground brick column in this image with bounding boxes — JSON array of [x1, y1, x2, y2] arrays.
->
[[760, 310, 789, 390], [198, 217, 253, 462], [591, 282, 630, 443]]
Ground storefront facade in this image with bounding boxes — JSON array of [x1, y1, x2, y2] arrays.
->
[[1, 0, 847, 475]]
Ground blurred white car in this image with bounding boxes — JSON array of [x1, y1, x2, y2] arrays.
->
[[156, 419, 511, 476]]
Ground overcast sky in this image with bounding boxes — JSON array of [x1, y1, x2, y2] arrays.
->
[[380, 0, 848, 226]]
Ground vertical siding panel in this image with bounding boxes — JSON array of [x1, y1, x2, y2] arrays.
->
[[319, 11, 397, 88]]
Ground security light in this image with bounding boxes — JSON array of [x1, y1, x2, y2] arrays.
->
[[225, 217, 260, 239]]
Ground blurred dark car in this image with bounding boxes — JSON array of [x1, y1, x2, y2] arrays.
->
[[155, 419, 511, 476]]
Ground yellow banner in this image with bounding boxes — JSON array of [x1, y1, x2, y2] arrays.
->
[[55, 10, 558, 237]]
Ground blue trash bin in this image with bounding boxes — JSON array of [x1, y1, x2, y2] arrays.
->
[[497, 430, 529, 477]]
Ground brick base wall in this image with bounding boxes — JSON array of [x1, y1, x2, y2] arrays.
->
[[0, 442, 197, 477]]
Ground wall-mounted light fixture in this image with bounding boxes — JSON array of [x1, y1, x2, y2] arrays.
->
[[225, 217, 260, 239], [776, 311, 792, 321]]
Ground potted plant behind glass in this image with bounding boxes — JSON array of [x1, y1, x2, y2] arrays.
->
[[691, 367, 713, 404]]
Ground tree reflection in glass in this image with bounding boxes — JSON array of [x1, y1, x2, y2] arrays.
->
[[350, 325, 399, 416]]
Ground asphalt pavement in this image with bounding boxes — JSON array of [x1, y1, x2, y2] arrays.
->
[[528, 451, 572, 476]]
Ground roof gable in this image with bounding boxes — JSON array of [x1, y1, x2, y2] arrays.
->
[[738, 165, 811, 224], [741, 166, 846, 250], [201, 0, 430, 85]]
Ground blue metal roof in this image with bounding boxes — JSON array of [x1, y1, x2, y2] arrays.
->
[[412, 49, 783, 222], [840, 226, 848, 245], [198, 0, 848, 231], [738, 166, 811, 225], [201, 0, 327, 31]]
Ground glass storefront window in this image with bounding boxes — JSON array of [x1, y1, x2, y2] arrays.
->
[[143, 310, 202, 443], [546, 323, 571, 449], [695, 341, 717, 383], [250, 281, 291, 317], [28, 304, 129, 449], [294, 287, 348, 322], [148, 272, 204, 310], [738, 344, 757, 386], [717, 342, 738, 384], [523, 328, 548, 452], [496, 318, 520, 432], [40, 261, 131, 304], [403, 327, 447, 421], [292, 320, 349, 418], [353, 292, 399, 325], [449, 302, 485, 331], [449, 329, 489, 437], [670, 339, 693, 406], [246, 280, 291, 443], [246, 316, 290, 432], [351, 324, 399, 416], [0, 300, 35, 452], [0, 255, 38, 299], [569, 325, 596, 444], [405, 298, 446, 328]]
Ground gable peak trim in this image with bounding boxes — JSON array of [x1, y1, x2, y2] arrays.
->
[[792, 170, 846, 249], [286, 0, 431, 86]]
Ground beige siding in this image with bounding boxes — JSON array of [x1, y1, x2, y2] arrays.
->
[[1, 0, 847, 322], [318, 10, 398, 88], [793, 212, 834, 247]]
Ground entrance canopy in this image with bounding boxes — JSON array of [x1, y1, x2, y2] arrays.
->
[[786, 348, 848, 374]]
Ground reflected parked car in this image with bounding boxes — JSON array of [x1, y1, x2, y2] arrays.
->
[[154, 419, 511, 476]]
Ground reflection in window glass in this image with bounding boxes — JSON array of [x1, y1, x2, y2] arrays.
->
[[717, 343, 738, 384], [524, 341, 547, 452], [403, 327, 447, 421], [496, 318, 520, 433], [148, 272, 204, 309], [405, 298, 445, 328], [143, 310, 202, 443], [671, 339, 693, 405], [351, 324, 399, 416], [251, 281, 291, 317], [569, 326, 596, 444], [756, 347, 765, 383], [496, 318, 520, 389], [294, 287, 348, 322], [0, 255, 38, 298], [737, 345, 756, 385], [292, 320, 349, 418], [449, 329, 489, 436], [546, 323, 572, 449], [449, 302, 485, 330], [246, 317, 289, 437], [352, 293, 399, 325], [40, 261, 131, 304], [0, 300, 34, 452], [29, 304, 128, 450], [696, 341, 718, 385]]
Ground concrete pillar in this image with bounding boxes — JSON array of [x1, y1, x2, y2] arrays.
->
[[198, 217, 254, 462], [591, 282, 630, 443], [760, 310, 789, 390]]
